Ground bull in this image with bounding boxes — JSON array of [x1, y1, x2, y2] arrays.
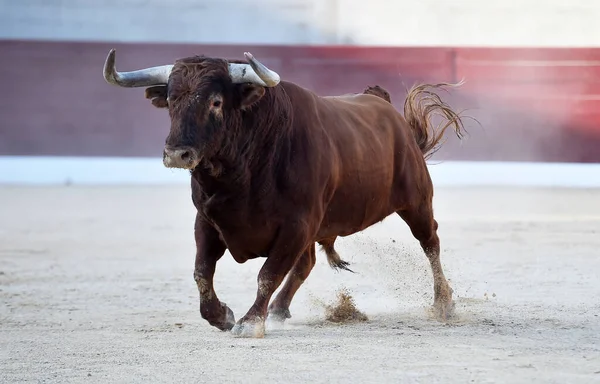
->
[[102, 49, 466, 338]]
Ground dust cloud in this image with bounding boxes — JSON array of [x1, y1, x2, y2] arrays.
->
[[324, 288, 368, 323]]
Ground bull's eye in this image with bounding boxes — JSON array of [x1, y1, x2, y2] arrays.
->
[[212, 100, 222, 108]]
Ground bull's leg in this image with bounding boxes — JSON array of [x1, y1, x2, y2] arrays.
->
[[193, 213, 234, 331], [232, 224, 311, 338], [267, 243, 316, 322], [397, 203, 454, 320]]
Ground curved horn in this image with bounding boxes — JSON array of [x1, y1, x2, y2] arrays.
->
[[244, 52, 280, 87], [228, 52, 280, 87], [103, 49, 173, 88]]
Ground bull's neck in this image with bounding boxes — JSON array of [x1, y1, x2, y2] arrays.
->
[[194, 123, 288, 193]]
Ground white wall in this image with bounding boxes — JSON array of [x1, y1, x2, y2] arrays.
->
[[2, 0, 600, 47], [337, 0, 600, 47], [2, 157, 600, 187]]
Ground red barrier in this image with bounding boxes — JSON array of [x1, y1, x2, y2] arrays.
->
[[1, 40, 599, 162]]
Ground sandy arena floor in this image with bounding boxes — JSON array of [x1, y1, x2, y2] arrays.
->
[[1, 185, 599, 383]]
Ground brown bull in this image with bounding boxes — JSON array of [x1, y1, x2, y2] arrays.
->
[[103, 49, 466, 338]]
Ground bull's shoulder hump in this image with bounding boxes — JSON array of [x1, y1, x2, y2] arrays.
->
[[323, 93, 392, 108]]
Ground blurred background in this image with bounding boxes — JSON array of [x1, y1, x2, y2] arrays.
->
[[1, 0, 600, 183], [3, 3, 600, 380]]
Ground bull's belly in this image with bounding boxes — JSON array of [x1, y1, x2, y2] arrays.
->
[[211, 220, 275, 263], [316, 193, 396, 240]]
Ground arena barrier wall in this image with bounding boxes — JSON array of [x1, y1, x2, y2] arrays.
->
[[2, 40, 600, 187]]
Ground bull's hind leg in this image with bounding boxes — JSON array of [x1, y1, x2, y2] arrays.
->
[[267, 244, 316, 322], [397, 202, 454, 320]]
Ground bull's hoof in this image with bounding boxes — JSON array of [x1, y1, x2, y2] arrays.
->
[[231, 316, 266, 338], [205, 302, 236, 331], [433, 299, 456, 322], [267, 307, 291, 322], [266, 308, 291, 330], [221, 303, 236, 330]]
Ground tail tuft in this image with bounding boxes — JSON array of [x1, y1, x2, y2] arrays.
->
[[318, 239, 355, 273], [403, 81, 467, 160]]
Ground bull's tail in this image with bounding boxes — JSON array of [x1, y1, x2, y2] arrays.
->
[[318, 238, 355, 273], [403, 81, 467, 160]]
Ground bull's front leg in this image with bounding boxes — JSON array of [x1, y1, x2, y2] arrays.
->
[[231, 223, 311, 338], [267, 243, 316, 322], [193, 214, 234, 331]]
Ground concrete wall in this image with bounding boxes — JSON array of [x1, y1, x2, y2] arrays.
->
[[2, 40, 600, 163], [2, 0, 600, 47]]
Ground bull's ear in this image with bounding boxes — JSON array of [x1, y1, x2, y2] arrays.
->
[[145, 86, 168, 109], [239, 83, 266, 110]]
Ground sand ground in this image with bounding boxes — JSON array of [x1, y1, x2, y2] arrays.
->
[[1, 185, 599, 383]]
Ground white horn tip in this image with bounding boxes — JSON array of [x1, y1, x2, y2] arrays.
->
[[103, 49, 118, 84], [244, 52, 254, 61], [106, 48, 116, 62]]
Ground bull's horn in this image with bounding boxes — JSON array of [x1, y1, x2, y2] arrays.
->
[[228, 52, 280, 87], [103, 49, 173, 87], [244, 52, 280, 87]]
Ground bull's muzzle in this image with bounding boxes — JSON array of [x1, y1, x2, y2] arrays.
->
[[163, 146, 200, 169]]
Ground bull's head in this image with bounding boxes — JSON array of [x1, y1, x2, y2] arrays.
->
[[102, 49, 280, 170]]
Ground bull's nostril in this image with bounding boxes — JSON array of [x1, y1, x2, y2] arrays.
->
[[180, 151, 191, 162]]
